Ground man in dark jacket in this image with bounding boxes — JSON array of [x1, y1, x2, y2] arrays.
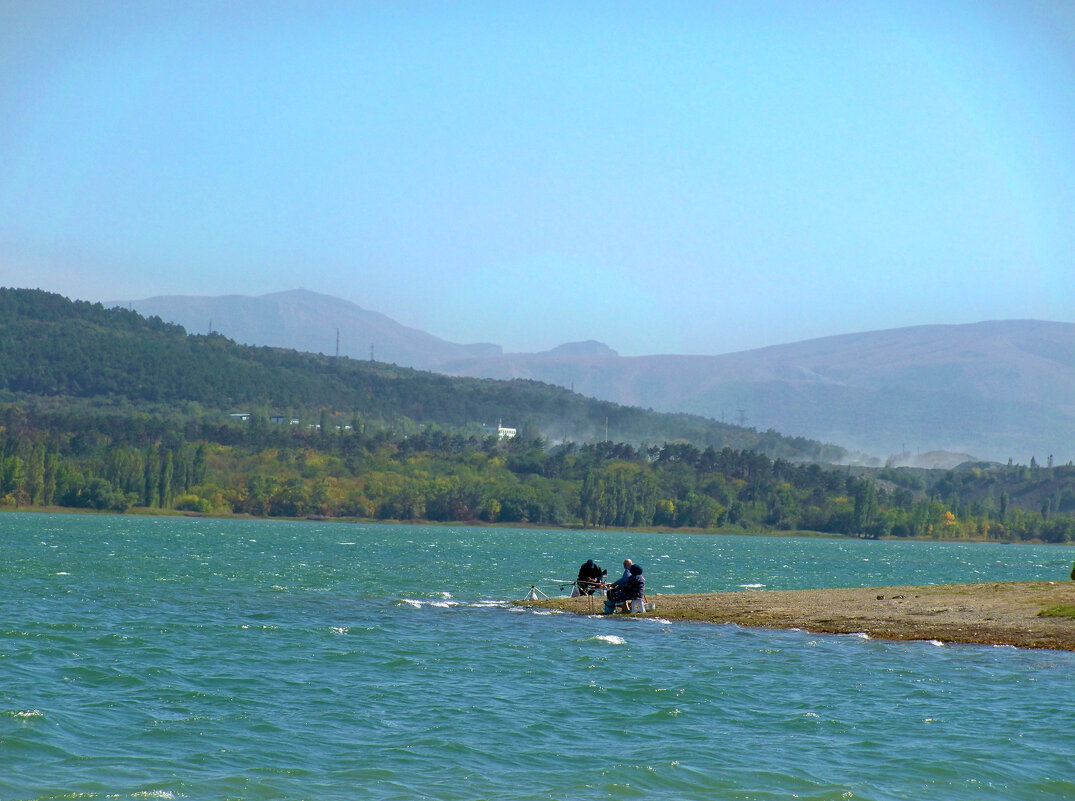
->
[[576, 560, 606, 595]]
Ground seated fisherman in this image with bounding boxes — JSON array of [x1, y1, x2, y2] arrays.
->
[[612, 558, 633, 587], [604, 564, 644, 613], [576, 559, 606, 596]]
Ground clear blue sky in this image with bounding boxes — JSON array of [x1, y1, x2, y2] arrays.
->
[[2, 0, 1073, 356]]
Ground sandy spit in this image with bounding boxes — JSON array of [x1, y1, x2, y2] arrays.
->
[[523, 581, 1075, 650]]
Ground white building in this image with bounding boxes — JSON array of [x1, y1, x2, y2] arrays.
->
[[482, 421, 517, 439]]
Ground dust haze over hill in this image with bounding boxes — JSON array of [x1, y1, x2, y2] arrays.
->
[[119, 291, 1075, 465]]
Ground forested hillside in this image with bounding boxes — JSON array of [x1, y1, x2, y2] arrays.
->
[[2, 288, 1075, 542], [0, 288, 838, 459]]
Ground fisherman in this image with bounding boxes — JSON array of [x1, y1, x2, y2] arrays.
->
[[576, 559, 606, 596], [604, 564, 644, 614], [604, 558, 633, 608]]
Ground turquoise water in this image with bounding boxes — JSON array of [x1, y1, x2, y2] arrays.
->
[[2, 513, 1074, 800]]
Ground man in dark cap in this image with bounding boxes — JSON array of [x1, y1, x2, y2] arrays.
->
[[576, 559, 606, 595]]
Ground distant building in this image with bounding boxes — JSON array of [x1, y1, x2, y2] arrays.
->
[[482, 420, 517, 439], [229, 413, 250, 421]]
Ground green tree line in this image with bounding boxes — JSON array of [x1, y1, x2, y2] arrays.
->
[[2, 403, 1074, 542]]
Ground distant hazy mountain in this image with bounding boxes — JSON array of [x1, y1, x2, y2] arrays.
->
[[115, 289, 501, 369], [118, 290, 1075, 463], [442, 320, 1075, 464]]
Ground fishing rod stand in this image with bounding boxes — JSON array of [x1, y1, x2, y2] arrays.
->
[[521, 585, 551, 602]]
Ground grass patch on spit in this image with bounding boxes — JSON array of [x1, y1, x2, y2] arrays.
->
[[1038, 605, 1075, 620]]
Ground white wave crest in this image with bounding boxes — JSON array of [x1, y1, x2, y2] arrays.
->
[[739, 583, 765, 589], [399, 598, 459, 609], [591, 634, 626, 645]]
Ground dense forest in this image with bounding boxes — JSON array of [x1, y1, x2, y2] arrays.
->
[[2, 288, 1075, 542]]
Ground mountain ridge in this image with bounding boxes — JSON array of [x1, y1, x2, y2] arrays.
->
[[113, 289, 503, 368], [443, 319, 1075, 463]]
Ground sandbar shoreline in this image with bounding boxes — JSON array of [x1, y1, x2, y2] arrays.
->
[[524, 581, 1075, 650]]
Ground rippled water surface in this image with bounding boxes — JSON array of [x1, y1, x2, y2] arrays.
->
[[3, 513, 1074, 800]]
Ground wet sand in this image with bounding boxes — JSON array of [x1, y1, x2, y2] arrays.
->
[[524, 581, 1075, 650]]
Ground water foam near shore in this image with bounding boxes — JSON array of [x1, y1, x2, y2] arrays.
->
[[2, 513, 1074, 800]]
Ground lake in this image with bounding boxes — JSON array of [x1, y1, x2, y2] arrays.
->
[[2, 513, 1074, 800]]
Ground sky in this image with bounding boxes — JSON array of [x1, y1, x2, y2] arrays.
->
[[1, 1, 1073, 356]]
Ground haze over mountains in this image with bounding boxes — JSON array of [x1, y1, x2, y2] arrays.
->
[[118, 289, 502, 369], [119, 290, 1075, 465]]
